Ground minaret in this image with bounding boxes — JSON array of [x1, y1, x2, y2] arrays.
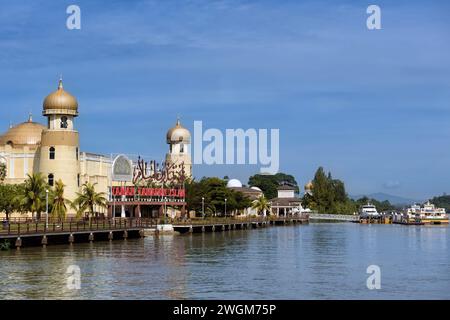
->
[[165, 118, 192, 180], [39, 78, 80, 211]]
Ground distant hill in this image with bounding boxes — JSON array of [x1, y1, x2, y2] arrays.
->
[[350, 192, 422, 206]]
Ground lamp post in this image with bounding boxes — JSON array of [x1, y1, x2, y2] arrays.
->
[[164, 196, 167, 225], [202, 197, 205, 220], [224, 198, 227, 218], [45, 189, 49, 231]]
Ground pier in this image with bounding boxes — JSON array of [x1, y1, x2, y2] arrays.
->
[[172, 215, 309, 233], [0, 218, 154, 248], [309, 213, 359, 222], [0, 215, 309, 248]]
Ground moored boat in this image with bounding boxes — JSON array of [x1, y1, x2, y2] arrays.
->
[[396, 201, 449, 225], [358, 203, 381, 223]]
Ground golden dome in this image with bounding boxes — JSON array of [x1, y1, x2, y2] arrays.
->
[[0, 115, 45, 146], [305, 181, 313, 190], [43, 79, 78, 116], [166, 118, 190, 144]]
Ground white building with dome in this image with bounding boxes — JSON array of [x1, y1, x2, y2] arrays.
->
[[0, 78, 192, 219], [225, 178, 263, 216]]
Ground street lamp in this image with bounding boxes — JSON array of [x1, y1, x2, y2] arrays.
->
[[45, 189, 49, 231], [202, 197, 205, 219], [164, 196, 167, 225], [224, 198, 227, 218]]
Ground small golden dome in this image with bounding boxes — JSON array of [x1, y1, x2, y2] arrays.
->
[[43, 78, 78, 116], [166, 118, 190, 144], [305, 181, 313, 190], [0, 115, 45, 146]]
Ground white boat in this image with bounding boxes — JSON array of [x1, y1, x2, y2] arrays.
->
[[405, 201, 448, 225], [359, 203, 380, 219]]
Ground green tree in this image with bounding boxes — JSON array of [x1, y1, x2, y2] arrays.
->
[[18, 173, 48, 220], [185, 177, 252, 217], [50, 179, 69, 220], [0, 184, 24, 221], [310, 167, 333, 213], [251, 196, 271, 216], [248, 173, 299, 199], [72, 182, 107, 221], [303, 167, 356, 214]]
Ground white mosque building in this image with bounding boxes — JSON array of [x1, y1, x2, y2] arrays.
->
[[0, 79, 192, 218]]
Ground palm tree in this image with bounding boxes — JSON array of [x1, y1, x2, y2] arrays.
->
[[18, 173, 48, 220], [252, 196, 271, 217], [72, 182, 107, 223], [50, 179, 69, 221]]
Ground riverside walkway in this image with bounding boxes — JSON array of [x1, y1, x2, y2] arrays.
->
[[309, 213, 359, 222], [0, 215, 310, 248], [172, 215, 309, 233], [0, 218, 154, 248]]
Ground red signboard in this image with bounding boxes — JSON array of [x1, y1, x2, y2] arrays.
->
[[111, 187, 185, 198]]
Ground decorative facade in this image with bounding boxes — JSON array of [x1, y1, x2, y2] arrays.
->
[[0, 79, 192, 218]]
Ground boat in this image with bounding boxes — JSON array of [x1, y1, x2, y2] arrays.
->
[[358, 203, 381, 223], [402, 201, 449, 225]]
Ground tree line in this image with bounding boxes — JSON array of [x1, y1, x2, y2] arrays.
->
[[247, 173, 299, 199], [0, 173, 107, 221], [248, 167, 395, 214], [185, 177, 259, 216], [301, 167, 395, 214]]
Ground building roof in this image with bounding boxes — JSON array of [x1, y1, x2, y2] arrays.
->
[[277, 185, 297, 190], [226, 178, 242, 188], [229, 186, 263, 200], [166, 118, 190, 144], [43, 79, 78, 115], [270, 197, 302, 207], [0, 116, 45, 146]]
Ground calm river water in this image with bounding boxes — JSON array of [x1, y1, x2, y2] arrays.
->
[[0, 223, 449, 299]]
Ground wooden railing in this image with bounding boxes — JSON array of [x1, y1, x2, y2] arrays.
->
[[0, 218, 156, 236], [309, 213, 359, 221], [171, 214, 309, 226]]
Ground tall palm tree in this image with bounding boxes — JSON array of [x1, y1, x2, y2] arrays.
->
[[50, 179, 69, 221], [72, 182, 107, 222], [252, 196, 271, 217], [18, 173, 48, 220]]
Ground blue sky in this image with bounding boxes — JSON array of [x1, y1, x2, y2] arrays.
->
[[0, 0, 449, 200]]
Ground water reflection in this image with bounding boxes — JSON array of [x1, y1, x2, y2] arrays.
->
[[0, 223, 449, 299]]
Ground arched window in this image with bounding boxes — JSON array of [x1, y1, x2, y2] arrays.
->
[[76, 147, 79, 160], [77, 174, 80, 187], [60, 116, 68, 129], [180, 144, 184, 153], [49, 147, 55, 160], [48, 174, 54, 187]]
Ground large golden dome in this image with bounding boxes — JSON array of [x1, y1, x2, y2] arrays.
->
[[0, 115, 45, 146], [305, 181, 313, 190], [43, 79, 78, 116], [166, 118, 191, 144]]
